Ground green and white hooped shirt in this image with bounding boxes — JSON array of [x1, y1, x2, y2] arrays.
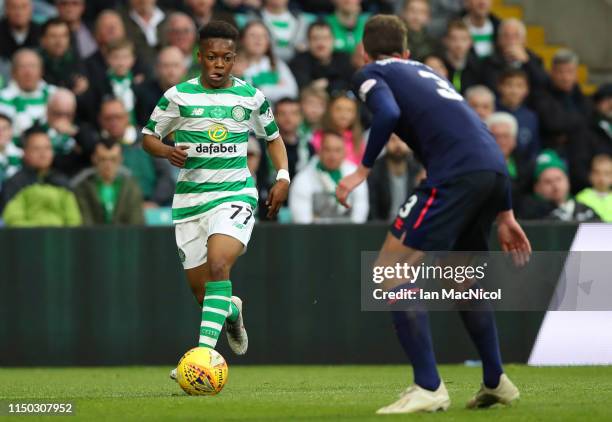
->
[[109, 72, 136, 124], [0, 81, 56, 138], [261, 9, 314, 62], [464, 17, 495, 58], [0, 141, 23, 186], [142, 76, 279, 223]]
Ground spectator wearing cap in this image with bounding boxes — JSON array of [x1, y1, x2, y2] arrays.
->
[[325, 0, 371, 55], [531, 49, 591, 155], [0, 49, 57, 139], [119, 0, 167, 69], [496, 69, 540, 162], [465, 85, 495, 121], [400, 0, 439, 62], [443, 20, 483, 94], [0, 113, 22, 188], [241, 21, 298, 103], [481, 18, 547, 94], [185, 0, 237, 29], [0, 126, 82, 226], [289, 20, 354, 95], [517, 149, 599, 222], [461, 0, 500, 59], [367, 134, 424, 222], [569, 83, 612, 192], [133, 46, 187, 128], [55, 0, 97, 59], [289, 131, 368, 223], [73, 140, 145, 225], [39, 18, 89, 95], [260, 0, 313, 63], [0, 0, 42, 61], [486, 112, 532, 206], [162, 12, 198, 79], [575, 155, 612, 222]]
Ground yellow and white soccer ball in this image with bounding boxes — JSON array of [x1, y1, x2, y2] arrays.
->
[[176, 347, 228, 395]]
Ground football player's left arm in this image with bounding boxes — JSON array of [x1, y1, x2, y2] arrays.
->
[[337, 80, 401, 208], [266, 136, 290, 218]]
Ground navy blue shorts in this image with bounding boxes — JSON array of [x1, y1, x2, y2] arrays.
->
[[389, 171, 510, 251]]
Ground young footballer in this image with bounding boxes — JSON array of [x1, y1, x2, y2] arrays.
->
[[142, 21, 290, 374], [336, 15, 531, 414]]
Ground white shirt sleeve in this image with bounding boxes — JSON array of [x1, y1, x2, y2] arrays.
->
[[141, 87, 181, 139], [251, 89, 280, 141]]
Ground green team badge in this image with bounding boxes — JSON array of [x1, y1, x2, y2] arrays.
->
[[231, 105, 247, 122], [178, 248, 186, 263], [210, 106, 226, 120]]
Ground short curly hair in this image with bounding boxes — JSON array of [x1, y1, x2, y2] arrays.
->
[[199, 20, 239, 44]]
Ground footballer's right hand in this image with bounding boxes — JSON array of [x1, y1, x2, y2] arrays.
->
[[336, 165, 370, 208], [166, 145, 189, 168], [497, 210, 532, 267]]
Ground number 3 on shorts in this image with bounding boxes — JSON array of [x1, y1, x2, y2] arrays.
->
[[398, 194, 418, 218]]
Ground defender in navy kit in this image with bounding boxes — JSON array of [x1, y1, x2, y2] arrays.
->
[[335, 15, 531, 414]]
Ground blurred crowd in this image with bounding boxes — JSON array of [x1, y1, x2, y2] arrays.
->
[[0, 0, 610, 227]]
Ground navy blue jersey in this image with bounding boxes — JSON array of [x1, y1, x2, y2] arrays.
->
[[354, 59, 508, 185]]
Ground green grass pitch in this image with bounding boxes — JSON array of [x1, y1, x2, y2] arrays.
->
[[1, 365, 611, 421]]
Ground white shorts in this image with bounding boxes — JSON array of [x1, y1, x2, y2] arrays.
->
[[175, 201, 256, 269]]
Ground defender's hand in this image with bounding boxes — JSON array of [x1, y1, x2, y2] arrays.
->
[[166, 145, 189, 168], [266, 179, 289, 218], [497, 211, 532, 267], [336, 166, 369, 208]]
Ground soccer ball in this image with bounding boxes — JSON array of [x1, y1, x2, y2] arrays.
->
[[176, 347, 228, 395]]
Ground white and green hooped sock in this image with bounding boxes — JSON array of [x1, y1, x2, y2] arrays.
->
[[199, 280, 232, 348]]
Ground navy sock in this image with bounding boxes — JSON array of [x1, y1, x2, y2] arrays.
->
[[391, 310, 441, 391], [459, 307, 503, 388]]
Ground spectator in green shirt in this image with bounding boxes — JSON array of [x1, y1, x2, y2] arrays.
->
[[325, 0, 370, 55], [74, 140, 145, 225]]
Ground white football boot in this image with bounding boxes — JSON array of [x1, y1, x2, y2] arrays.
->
[[376, 381, 451, 414], [466, 373, 520, 408], [226, 296, 248, 355], [169, 367, 177, 382]]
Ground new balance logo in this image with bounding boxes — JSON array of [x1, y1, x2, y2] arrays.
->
[[191, 107, 205, 116]]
